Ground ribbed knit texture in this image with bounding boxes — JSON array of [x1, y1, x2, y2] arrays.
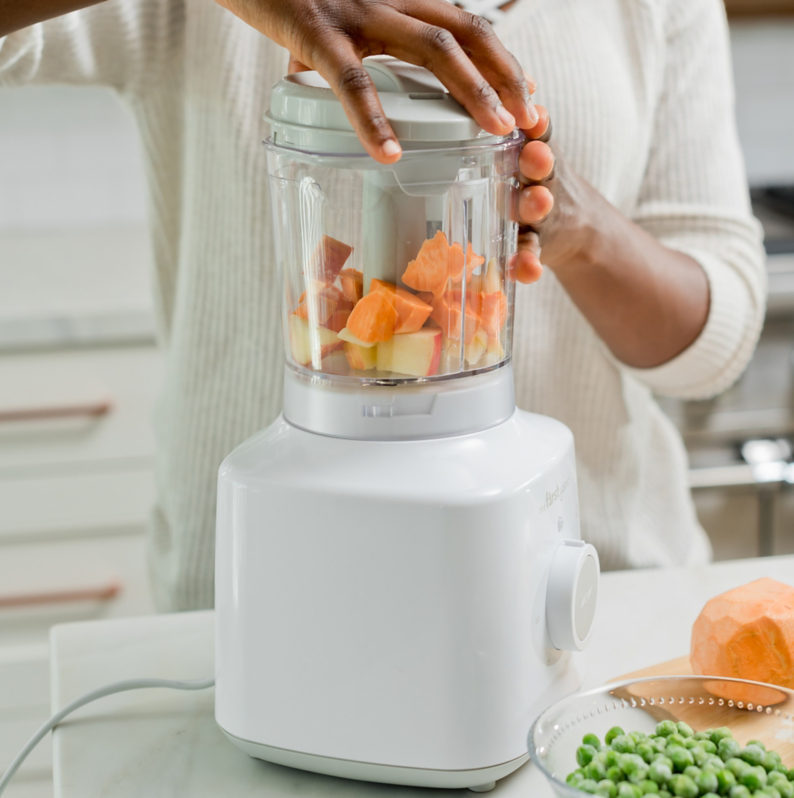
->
[[1, 0, 765, 610]]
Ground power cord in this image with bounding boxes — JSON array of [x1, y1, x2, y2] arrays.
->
[[0, 676, 215, 796]]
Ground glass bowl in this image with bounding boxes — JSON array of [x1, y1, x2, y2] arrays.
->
[[529, 675, 794, 797]]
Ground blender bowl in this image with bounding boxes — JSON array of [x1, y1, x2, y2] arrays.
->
[[529, 676, 794, 797], [265, 58, 523, 384]]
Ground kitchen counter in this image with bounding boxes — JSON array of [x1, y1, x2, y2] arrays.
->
[[48, 555, 794, 798]]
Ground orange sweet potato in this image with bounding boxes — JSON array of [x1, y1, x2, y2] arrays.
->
[[447, 241, 485, 284], [370, 280, 432, 334], [308, 235, 353, 285], [402, 231, 450, 297], [339, 268, 364, 304], [346, 289, 397, 344], [691, 577, 794, 691], [429, 291, 481, 344], [294, 284, 342, 325]]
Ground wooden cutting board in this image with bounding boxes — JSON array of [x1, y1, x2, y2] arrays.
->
[[607, 657, 794, 762]]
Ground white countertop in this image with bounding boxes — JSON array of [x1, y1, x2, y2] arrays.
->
[[49, 555, 794, 798]]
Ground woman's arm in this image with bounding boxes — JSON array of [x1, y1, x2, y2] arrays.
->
[[514, 0, 765, 392], [516, 134, 710, 369], [0, 0, 104, 38]]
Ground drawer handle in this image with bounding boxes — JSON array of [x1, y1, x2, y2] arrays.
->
[[0, 399, 113, 424], [0, 578, 122, 609]]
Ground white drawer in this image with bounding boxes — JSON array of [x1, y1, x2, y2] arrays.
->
[[0, 346, 161, 475], [0, 533, 155, 649]]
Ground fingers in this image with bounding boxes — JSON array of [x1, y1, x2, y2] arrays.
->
[[403, 1, 538, 129], [287, 56, 311, 74], [524, 105, 550, 140], [509, 250, 543, 284], [375, 10, 517, 136], [519, 184, 554, 225], [319, 44, 402, 164], [520, 139, 555, 182]]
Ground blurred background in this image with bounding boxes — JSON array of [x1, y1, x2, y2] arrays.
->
[[0, 3, 793, 795]]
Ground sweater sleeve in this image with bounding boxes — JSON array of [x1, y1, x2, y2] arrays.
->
[[624, 0, 766, 400], [0, 0, 183, 96]]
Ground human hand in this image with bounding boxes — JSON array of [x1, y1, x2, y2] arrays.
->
[[214, 0, 538, 162], [511, 107, 599, 284]]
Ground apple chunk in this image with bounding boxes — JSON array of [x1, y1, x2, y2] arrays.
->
[[289, 314, 342, 367], [344, 341, 377, 371], [376, 329, 442, 377]]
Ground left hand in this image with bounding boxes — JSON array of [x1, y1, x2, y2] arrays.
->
[[512, 107, 597, 283]]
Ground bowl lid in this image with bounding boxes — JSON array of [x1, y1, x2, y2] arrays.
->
[[267, 56, 487, 151]]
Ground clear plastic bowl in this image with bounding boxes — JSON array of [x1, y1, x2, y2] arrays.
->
[[529, 676, 794, 797]]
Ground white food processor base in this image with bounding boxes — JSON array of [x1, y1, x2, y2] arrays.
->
[[219, 727, 528, 791]]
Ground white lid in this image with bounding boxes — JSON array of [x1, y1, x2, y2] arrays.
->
[[267, 56, 487, 153]]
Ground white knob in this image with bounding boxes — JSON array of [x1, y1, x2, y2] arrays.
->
[[545, 540, 600, 651]]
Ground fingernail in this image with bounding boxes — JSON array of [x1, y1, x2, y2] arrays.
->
[[381, 139, 401, 158], [523, 71, 537, 94], [527, 101, 539, 127], [495, 105, 516, 130]]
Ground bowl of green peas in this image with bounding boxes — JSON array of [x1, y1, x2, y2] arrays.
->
[[529, 676, 794, 798]]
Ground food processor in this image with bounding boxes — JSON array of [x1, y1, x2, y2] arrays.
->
[[214, 57, 600, 792]]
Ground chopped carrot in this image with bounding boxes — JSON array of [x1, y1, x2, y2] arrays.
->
[[402, 231, 450, 297]]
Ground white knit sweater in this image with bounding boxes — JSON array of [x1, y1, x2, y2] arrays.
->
[[1, 0, 765, 611]]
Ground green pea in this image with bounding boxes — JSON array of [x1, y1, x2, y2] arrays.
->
[[748, 740, 767, 751], [668, 747, 695, 772], [605, 751, 621, 768], [567, 770, 584, 785], [788, 768, 794, 781], [578, 745, 599, 767], [701, 794, 720, 798], [697, 770, 720, 795], [770, 773, 790, 786], [740, 744, 766, 767], [710, 728, 733, 745], [637, 744, 656, 764], [596, 779, 618, 798], [579, 778, 599, 794], [658, 792, 672, 798], [583, 733, 602, 749], [740, 765, 768, 791], [621, 754, 647, 776], [639, 780, 660, 794], [657, 721, 678, 738], [776, 781, 794, 798], [704, 756, 724, 772], [606, 727, 626, 746], [617, 783, 642, 798], [649, 761, 673, 785], [613, 736, 637, 754], [765, 788, 783, 798], [718, 739, 742, 761], [717, 769, 737, 793], [776, 764, 790, 775], [651, 736, 669, 751], [668, 774, 698, 798], [725, 758, 750, 777], [631, 732, 648, 744], [628, 770, 651, 786], [765, 752, 784, 772], [683, 766, 701, 780], [701, 741, 717, 755], [586, 761, 608, 781], [676, 723, 694, 739], [728, 787, 751, 798], [668, 734, 687, 748], [607, 766, 623, 783], [693, 748, 711, 768], [695, 730, 713, 741]]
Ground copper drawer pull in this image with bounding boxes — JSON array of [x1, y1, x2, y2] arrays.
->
[[0, 579, 122, 609], [0, 399, 113, 423]]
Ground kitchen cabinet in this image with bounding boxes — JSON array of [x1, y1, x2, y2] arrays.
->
[[0, 344, 161, 795]]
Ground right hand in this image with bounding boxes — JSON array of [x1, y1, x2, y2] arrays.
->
[[214, 0, 539, 162]]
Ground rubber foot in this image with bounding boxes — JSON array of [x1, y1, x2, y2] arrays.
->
[[469, 783, 496, 793]]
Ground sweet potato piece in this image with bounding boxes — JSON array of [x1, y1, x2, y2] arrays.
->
[[294, 284, 342, 324], [402, 231, 450, 297], [323, 309, 352, 333], [447, 241, 485, 284], [429, 292, 481, 344], [346, 289, 397, 344], [339, 268, 364, 304], [477, 292, 508, 337], [308, 235, 353, 285], [691, 577, 794, 692], [370, 280, 432, 334]]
